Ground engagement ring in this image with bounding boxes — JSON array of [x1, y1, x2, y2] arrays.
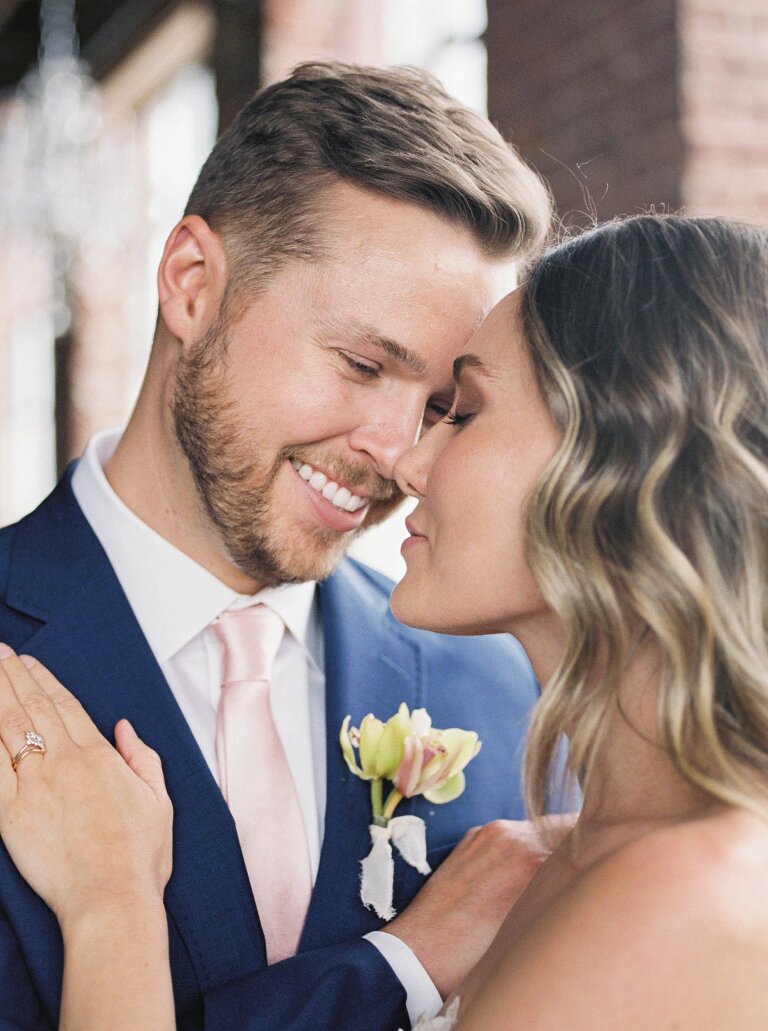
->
[[11, 730, 47, 772]]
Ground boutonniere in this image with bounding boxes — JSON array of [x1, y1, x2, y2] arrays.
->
[[339, 703, 481, 919]]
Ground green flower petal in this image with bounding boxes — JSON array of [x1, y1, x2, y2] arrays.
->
[[440, 729, 481, 778], [359, 715, 384, 776], [423, 771, 466, 805], [376, 718, 407, 778]]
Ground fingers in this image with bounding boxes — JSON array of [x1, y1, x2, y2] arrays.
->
[[0, 645, 69, 771], [18, 653, 104, 747], [114, 720, 172, 807]]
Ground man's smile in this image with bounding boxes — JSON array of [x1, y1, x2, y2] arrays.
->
[[289, 458, 370, 512], [287, 459, 374, 533]]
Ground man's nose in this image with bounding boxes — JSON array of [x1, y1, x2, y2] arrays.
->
[[346, 408, 423, 481]]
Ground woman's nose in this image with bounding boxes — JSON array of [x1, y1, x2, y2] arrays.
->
[[393, 428, 438, 499]]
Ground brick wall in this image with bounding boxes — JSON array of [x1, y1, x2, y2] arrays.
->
[[261, 0, 383, 85], [487, 0, 768, 227], [680, 0, 768, 222]]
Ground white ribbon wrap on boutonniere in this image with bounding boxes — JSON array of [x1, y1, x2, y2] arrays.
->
[[339, 703, 482, 919], [361, 816, 432, 920]]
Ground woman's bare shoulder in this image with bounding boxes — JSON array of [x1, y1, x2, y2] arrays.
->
[[602, 806, 768, 926], [456, 808, 768, 1030]]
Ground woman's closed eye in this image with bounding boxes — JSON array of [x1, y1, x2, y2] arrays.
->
[[443, 408, 474, 427], [441, 389, 476, 422], [442, 380, 478, 428]]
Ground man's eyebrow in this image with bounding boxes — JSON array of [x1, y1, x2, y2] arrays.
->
[[320, 318, 428, 376], [452, 353, 494, 383], [371, 335, 428, 376]]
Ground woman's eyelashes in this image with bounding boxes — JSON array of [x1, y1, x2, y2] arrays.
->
[[443, 408, 474, 427], [442, 388, 476, 427]]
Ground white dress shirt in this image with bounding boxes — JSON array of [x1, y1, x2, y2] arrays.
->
[[71, 429, 442, 1025]]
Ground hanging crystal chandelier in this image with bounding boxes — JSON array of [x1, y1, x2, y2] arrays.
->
[[0, 0, 104, 335]]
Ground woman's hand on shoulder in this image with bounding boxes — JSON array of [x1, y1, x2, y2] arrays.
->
[[0, 645, 173, 933], [455, 815, 768, 1030]]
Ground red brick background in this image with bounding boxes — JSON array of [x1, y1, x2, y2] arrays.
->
[[486, 0, 767, 227]]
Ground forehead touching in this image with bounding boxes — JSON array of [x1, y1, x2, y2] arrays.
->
[[269, 183, 518, 372], [452, 287, 529, 384]]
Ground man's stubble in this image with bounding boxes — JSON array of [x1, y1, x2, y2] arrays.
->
[[171, 320, 401, 588]]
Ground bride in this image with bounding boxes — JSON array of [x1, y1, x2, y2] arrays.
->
[[0, 213, 766, 1029]]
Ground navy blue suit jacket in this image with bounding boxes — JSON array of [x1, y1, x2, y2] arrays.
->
[[0, 468, 538, 1030]]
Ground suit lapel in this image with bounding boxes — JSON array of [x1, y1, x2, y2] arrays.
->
[[299, 561, 425, 950], [7, 472, 268, 990]]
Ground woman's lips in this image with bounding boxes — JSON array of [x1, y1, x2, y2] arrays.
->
[[405, 516, 428, 539], [402, 516, 428, 555]]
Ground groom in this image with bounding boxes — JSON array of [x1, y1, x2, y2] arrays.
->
[[0, 63, 551, 1029]]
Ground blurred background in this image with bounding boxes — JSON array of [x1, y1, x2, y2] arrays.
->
[[1, 0, 766, 578]]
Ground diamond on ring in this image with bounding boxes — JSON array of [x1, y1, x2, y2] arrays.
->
[[11, 730, 47, 772]]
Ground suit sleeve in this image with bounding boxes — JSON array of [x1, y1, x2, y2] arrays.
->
[[204, 937, 410, 1031], [0, 904, 53, 1031]]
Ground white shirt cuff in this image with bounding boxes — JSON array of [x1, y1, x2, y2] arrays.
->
[[364, 930, 443, 1026]]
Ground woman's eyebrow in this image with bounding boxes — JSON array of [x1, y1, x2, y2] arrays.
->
[[452, 353, 495, 384]]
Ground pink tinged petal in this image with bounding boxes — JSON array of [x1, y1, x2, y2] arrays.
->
[[395, 736, 425, 797], [423, 771, 467, 805], [418, 750, 453, 793], [420, 743, 440, 767], [393, 736, 415, 795], [408, 737, 428, 795]]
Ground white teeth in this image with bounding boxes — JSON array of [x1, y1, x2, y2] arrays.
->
[[291, 458, 369, 513]]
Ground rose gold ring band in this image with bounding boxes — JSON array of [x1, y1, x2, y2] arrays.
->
[[11, 730, 47, 772]]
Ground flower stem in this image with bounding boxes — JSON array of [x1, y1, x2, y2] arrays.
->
[[371, 779, 384, 822], [382, 789, 404, 822]]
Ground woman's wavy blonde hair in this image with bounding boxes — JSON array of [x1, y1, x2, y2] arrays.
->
[[521, 215, 768, 818]]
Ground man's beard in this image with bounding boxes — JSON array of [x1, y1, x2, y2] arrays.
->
[[171, 325, 402, 587]]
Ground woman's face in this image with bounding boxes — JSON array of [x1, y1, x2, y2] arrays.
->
[[391, 288, 562, 640]]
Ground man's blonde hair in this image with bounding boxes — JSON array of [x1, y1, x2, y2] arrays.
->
[[184, 61, 552, 304]]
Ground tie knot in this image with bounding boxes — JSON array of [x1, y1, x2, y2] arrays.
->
[[213, 605, 285, 684]]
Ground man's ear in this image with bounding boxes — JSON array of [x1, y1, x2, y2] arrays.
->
[[157, 215, 228, 347]]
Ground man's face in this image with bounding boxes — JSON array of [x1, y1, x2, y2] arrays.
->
[[172, 183, 513, 587]]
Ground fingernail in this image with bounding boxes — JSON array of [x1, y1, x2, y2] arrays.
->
[[19, 655, 35, 669], [119, 718, 136, 736], [0, 643, 13, 660]]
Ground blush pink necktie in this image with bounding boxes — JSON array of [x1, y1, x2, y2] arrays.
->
[[213, 605, 312, 964]]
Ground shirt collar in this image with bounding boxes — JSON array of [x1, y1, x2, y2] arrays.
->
[[71, 429, 318, 664]]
